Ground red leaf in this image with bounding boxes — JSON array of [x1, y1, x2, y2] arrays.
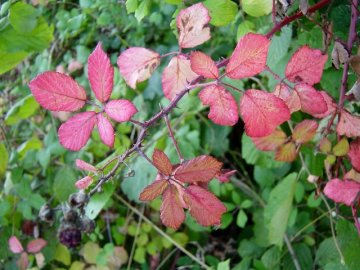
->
[[152, 149, 173, 176], [8, 236, 23, 254], [105, 99, 138, 122], [118, 47, 160, 89], [139, 179, 169, 201], [162, 55, 198, 100], [177, 3, 211, 48], [240, 90, 290, 137], [324, 178, 360, 206], [17, 252, 29, 270], [275, 142, 297, 162], [160, 185, 185, 229], [292, 120, 318, 144], [336, 109, 360, 137], [184, 185, 226, 226], [174, 155, 222, 183], [75, 159, 97, 172], [96, 113, 114, 148], [58, 111, 97, 151], [75, 176, 93, 190], [294, 83, 327, 116], [26, 239, 47, 254], [88, 42, 114, 103], [215, 169, 237, 183], [285, 46, 327, 85], [199, 85, 239, 126], [226, 33, 270, 79], [29, 71, 87, 111], [312, 91, 336, 118], [273, 83, 301, 113], [251, 129, 287, 151], [349, 139, 360, 172], [190, 51, 218, 79]]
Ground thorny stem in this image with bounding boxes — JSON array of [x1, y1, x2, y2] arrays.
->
[[163, 107, 184, 163]]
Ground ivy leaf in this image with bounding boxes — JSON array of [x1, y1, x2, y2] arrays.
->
[[251, 129, 287, 151], [226, 33, 270, 79], [324, 179, 360, 206], [8, 236, 24, 254], [118, 47, 160, 89], [312, 91, 336, 118], [152, 149, 173, 176], [139, 179, 169, 201], [75, 159, 97, 173], [285, 46, 327, 85], [336, 109, 360, 137], [58, 111, 97, 151], [177, 3, 211, 48], [294, 83, 327, 116], [75, 176, 93, 190], [275, 142, 297, 162], [190, 51, 219, 79], [26, 239, 47, 254], [88, 42, 114, 103], [184, 185, 227, 226], [96, 113, 114, 148], [160, 185, 185, 229], [273, 83, 301, 113], [174, 155, 222, 183], [162, 55, 198, 100], [348, 139, 360, 172], [240, 90, 290, 137], [104, 99, 138, 122], [29, 71, 87, 111], [198, 85, 239, 126], [292, 120, 318, 144]]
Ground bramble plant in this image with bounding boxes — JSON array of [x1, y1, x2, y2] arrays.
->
[[2, 0, 360, 268]]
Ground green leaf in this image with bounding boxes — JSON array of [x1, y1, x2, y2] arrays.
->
[[283, 243, 313, 270], [241, 0, 272, 17], [236, 20, 255, 40], [0, 51, 29, 75], [236, 210, 248, 228], [134, 0, 150, 22], [82, 242, 101, 264], [332, 138, 349, 156], [316, 238, 342, 267], [134, 247, 146, 264], [261, 246, 280, 270], [0, 143, 8, 180], [204, 0, 238, 26], [264, 173, 297, 247], [9, 2, 38, 33], [217, 259, 230, 270], [17, 137, 42, 158], [53, 167, 77, 202], [165, 0, 183, 4], [5, 95, 39, 125], [336, 219, 360, 269], [126, 0, 138, 13], [85, 182, 115, 219], [55, 244, 71, 266], [267, 26, 292, 71]]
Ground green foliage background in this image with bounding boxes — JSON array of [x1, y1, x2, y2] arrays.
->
[[0, 0, 359, 269]]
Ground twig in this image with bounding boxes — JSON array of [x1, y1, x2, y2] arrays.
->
[[162, 105, 184, 163], [115, 194, 210, 269], [284, 234, 301, 270], [220, 82, 244, 93]]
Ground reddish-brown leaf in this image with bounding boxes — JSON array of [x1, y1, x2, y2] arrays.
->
[[160, 185, 185, 229], [96, 113, 114, 148], [226, 33, 270, 79], [26, 239, 47, 254], [162, 55, 198, 100], [75, 159, 97, 172], [75, 176, 93, 190], [324, 178, 360, 206], [8, 236, 23, 254], [174, 155, 222, 183], [294, 83, 327, 116], [177, 3, 211, 48], [240, 90, 290, 137], [285, 46, 327, 85], [139, 179, 169, 201], [190, 51, 219, 79], [198, 84, 239, 126], [215, 169, 237, 183], [152, 149, 173, 176], [273, 83, 301, 113], [275, 142, 297, 162], [312, 91, 336, 118], [348, 139, 360, 172], [336, 109, 360, 137], [292, 120, 318, 144], [184, 185, 226, 226], [251, 129, 287, 151], [17, 252, 29, 270]]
